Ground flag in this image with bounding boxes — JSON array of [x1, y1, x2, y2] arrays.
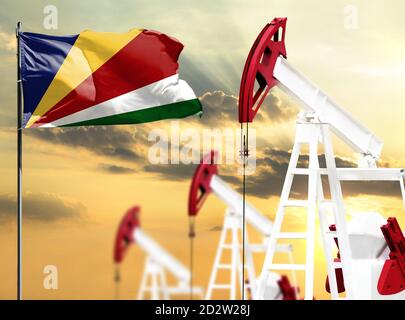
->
[[19, 29, 202, 128]]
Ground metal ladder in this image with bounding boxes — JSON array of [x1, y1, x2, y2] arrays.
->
[[137, 256, 170, 300], [256, 113, 354, 300], [205, 208, 256, 299]]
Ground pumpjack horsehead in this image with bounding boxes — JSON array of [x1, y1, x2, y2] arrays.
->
[[188, 151, 299, 300], [237, 17, 405, 299], [114, 206, 203, 299]]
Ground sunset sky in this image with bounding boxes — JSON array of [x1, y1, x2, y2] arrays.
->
[[1, 0, 405, 300]]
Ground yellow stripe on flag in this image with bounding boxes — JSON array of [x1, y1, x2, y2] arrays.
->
[[25, 28, 143, 128]]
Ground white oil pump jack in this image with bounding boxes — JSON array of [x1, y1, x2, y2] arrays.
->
[[114, 206, 203, 299], [188, 151, 299, 300], [237, 17, 405, 300]]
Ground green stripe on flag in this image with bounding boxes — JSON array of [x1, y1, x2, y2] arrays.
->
[[61, 99, 202, 127]]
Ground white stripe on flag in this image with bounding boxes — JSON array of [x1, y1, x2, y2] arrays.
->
[[39, 74, 197, 127]]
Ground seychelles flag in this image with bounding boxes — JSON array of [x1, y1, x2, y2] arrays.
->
[[19, 29, 202, 128]]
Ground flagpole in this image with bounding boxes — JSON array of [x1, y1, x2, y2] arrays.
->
[[16, 21, 23, 301]]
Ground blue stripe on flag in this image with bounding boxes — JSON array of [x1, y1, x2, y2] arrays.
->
[[19, 32, 78, 127]]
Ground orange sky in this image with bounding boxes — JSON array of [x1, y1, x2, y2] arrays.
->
[[1, 0, 405, 300]]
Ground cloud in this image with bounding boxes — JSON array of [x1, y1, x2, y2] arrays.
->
[[98, 163, 135, 174], [0, 28, 15, 53], [224, 147, 402, 200], [260, 91, 297, 122], [139, 145, 364, 200], [28, 126, 142, 161], [197, 90, 297, 127], [340, 181, 402, 198], [144, 163, 197, 181], [351, 62, 405, 79], [198, 90, 239, 125], [210, 225, 222, 232], [0, 192, 86, 222]]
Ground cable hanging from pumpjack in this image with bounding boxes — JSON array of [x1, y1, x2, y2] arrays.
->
[[240, 122, 249, 300], [114, 264, 121, 300], [188, 216, 196, 300]]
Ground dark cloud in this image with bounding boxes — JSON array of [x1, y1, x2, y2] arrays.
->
[[27, 126, 142, 161], [198, 91, 239, 125], [98, 163, 135, 174], [197, 90, 297, 127], [144, 163, 197, 181], [225, 147, 402, 200], [260, 92, 297, 123], [340, 181, 403, 198], [221, 174, 242, 186], [262, 148, 357, 171], [141, 145, 390, 201], [210, 225, 222, 232], [0, 193, 85, 222]]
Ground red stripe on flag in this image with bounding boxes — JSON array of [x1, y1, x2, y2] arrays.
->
[[33, 30, 183, 126]]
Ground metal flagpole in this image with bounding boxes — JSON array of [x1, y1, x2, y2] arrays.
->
[[16, 21, 23, 300]]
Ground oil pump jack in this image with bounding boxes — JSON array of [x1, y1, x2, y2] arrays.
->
[[114, 206, 203, 299], [238, 17, 405, 299], [188, 151, 298, 300]]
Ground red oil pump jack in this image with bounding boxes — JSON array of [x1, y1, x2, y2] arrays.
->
[[237, 17, 405, 299], [188, 151, 298, 300], [114, 206, 203, 299]]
